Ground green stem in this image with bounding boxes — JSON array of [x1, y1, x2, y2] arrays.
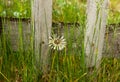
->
[[56, 51, 59, 82], [0, 72, 10, 82]]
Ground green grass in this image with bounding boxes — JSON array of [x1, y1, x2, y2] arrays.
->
[[0, 0, 31, 18], [0, 19, 37, 82], [0, 0, 120, 82]]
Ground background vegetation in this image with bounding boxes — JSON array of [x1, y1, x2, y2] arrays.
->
[[0, 0, 120, 82]]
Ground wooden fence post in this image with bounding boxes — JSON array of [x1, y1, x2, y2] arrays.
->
[[32, 0, 52, 74], [85, 0, 109, 68]]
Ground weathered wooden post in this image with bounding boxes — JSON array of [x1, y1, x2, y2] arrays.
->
[[85, 0, 109, 68], [32, 0, 52, 74]]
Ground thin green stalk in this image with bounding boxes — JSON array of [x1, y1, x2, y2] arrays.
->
[[56, 51, 59, 82], [0, 72, 10, 82]]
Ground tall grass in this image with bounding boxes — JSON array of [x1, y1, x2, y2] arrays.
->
[[0, 0, 120, 82], [0, 18, 37, 82]]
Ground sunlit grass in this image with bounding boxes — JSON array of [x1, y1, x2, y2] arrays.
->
[[0, 0, 120, 82]]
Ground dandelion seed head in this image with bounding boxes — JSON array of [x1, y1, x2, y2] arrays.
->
[[49, 34, 66, 51]]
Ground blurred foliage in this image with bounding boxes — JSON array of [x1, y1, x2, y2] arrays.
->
[[52, 0, 86, 23], [0, 0, 120, 24], [108, 0, 120, 24], [0, 0, 31, 18], [110, 0, 120, 12]]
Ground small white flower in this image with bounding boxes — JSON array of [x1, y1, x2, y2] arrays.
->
[[1, 11, 6, 16], [23, 10, 27, 15], [49, 35, 66, 51], [13, 11, 20, 17]]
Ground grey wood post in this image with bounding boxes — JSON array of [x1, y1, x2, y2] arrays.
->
[[32, 0, 52, 74], [85, 0, 109, 68]]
